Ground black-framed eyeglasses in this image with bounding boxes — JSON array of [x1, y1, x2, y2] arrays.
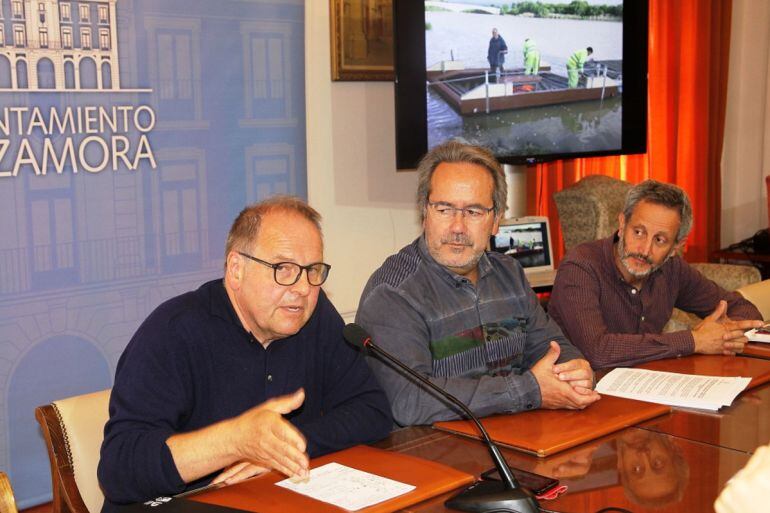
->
[[237, 252, 331, 286], [427, 202, 495, 223]]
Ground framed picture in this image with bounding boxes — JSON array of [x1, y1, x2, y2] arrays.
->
[[330, 0, 394, 81]]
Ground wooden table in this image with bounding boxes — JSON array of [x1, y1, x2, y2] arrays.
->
[[744, 342, 770, 360], [191, 355, 769, 513], [637, 353, 770, 389], [640, 382, 770, 454], [375, 425, 751, 513], [188, 428, 754, 513], [377, 355, 770, 512]]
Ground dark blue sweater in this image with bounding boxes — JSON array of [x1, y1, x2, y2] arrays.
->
[[98, 279, 392, 510]]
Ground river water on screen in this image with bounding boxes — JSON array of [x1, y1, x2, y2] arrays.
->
[[425, 11, 624, 156]]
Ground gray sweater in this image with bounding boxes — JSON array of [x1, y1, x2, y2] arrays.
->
[[356, 236, 584, 426]]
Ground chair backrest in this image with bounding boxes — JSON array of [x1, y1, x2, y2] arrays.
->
[[553, 174, 633, 251], [737, 279, 770, 321], [35, 389, 111, 513], [0, 472, 18, 513]]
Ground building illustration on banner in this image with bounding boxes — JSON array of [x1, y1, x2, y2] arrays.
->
[[0, 0, 306, 507], [0, 0, 124, 91]]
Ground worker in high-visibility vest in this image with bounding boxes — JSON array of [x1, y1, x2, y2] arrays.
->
[[567, 46, 593, 88], [523, 38, 541, 75]]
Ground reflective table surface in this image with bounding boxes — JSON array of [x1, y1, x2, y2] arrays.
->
[[376, 425, 752, 513]]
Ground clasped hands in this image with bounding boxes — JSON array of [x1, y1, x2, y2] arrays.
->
[[532, 341, 601, 410]]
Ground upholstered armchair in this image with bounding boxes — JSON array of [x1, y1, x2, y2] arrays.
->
[[36, 389, 111, 513], [737, 279, 770, 320], [553, 175, 633, 250], [553, 175, 761, 332]]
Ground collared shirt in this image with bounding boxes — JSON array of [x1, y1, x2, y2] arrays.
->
[[99, 279, 391, 509], [356, 236, 583, 427], [549, 235, 762, 369]]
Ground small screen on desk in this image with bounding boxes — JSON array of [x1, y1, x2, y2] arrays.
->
[[490, 221, 551, 269]]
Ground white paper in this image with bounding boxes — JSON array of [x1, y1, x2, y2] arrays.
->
[[596, 368, 751, 410], [275, 462, 415, 511], [745, 326, 770, 344]]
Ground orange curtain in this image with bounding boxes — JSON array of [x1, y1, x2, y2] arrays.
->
[[527, 0, 732, 265]]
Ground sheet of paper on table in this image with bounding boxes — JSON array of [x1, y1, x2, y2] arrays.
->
[[596, 367, 751, 410], [275, 462, 416, 511]]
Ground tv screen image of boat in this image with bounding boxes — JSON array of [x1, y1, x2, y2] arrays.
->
[[491, 222, 550, 269], [394, 0, 648, 168]]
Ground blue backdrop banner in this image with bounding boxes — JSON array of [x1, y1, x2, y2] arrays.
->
[[0, 0, 306, 507]]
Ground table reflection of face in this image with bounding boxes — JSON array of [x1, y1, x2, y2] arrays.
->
[[617, 431, 689, 507]]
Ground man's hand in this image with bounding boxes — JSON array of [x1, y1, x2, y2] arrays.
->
[[166, 388, 309, 485], [230, 389, 309, 480], [553, 357, 595, 391], [212, 461, 268, 486], [533, 444, 598, 479], [692, 301, 763, 355], [531, 341, 601, 410]]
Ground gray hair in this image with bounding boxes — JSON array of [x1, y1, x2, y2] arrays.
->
[[224, 195, 322, 268], [416, 141, 507, 223], [623, 180, 692, 242], [618, 434, 689, 507]]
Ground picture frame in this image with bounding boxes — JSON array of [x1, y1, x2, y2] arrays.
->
[[330, 0, 394, 81]]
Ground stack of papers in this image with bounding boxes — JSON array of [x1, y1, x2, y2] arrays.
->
[[745, 325, 770, 343], [596, 368, 751, 411], [276, 462, 415, 511]]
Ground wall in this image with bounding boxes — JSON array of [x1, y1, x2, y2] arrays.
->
[[304, 1, 421, 319], [722, 0, 770, 246], [0, 1, 307, 506], [309, 0, 770, 282]]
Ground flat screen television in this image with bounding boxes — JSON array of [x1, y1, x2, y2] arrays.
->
[[394, 0, 648, 169]]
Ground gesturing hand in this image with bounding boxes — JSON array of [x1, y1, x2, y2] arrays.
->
[[212, 461, 268, 486], [693, 301, 763, 355], [231, 388, 309, 480]]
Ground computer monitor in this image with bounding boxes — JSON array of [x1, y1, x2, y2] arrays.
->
[[490, 216, 554, 274], [393, 0, 649, 168]]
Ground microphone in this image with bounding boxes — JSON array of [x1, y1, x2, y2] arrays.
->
[[343, 323, 539, 513]]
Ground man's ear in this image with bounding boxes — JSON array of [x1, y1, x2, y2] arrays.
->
[[617, 212, 625, 235], [225, 251, 243, 288], [672, 237, 687, 257], [491, 213, 502, 236]]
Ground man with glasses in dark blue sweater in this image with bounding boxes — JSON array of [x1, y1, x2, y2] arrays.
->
[[98, 196, 391, 512]]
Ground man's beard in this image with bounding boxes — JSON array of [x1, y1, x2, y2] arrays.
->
[[441, 233, 473, 247], [617, 232, 670, 279], [434, 233, 482, 271]]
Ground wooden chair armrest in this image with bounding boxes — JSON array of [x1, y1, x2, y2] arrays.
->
[[35, 405, 89, 513]]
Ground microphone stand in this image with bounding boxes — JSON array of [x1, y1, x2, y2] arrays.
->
[[364, 342, 540, 513]]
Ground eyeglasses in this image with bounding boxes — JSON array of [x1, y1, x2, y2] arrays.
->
[[237, 252, 331, 286], [427, 202, 495, 223]]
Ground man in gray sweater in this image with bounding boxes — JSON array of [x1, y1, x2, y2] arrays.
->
[[356, 142, 599, 426]]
